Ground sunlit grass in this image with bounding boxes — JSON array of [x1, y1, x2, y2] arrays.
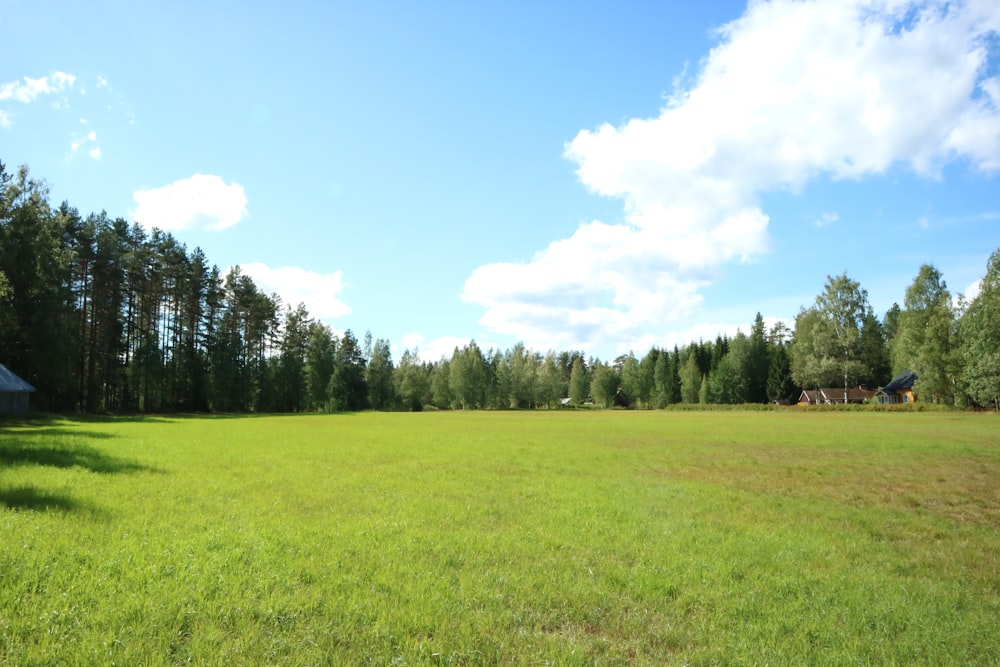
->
[[1, 411, 998, 664]]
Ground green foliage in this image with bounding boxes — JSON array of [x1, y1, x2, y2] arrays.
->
[[506, 343, 537, 408], [960, 249, 1000, 409], [0, 166, 76, 410], [568, 356, 588, 405], [393, 349, 429, 411], [637, 348, 657, 407], [2, 412, 998, 664], [680, 351, 701, 403], [450, 341, 487, 409], [366, 337, 395, 410], [791, 273, 888, 391], [709, 354, 741, 404], [891, 265, 959, 403], [535, 351, 564, 408], [328, 329, 367, 411], [744, 313, 770, 402], [305, 322, 336, 411], [766, 341, 796, 402], [430, 358, 452, 408], [276, 304, 311, 412], [698, 372, 709, 404], [619, 353, 642, 407], [589, 361, 619, 408], [0, 161, 993, 415]]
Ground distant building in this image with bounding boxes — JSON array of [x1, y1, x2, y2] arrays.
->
[[797, 386, 877, 405], [876, 370, 918, 404], [0, 363, 35, 417]]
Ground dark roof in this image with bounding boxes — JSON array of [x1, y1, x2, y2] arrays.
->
[[881, 369, 917, 394], [0, 363, 35, 392]]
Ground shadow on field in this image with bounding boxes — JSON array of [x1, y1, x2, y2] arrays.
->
[[2, 413, 177, 426], [191, 412, 361, 419], [0, 484, 108, 517], [0, 437, 152, 474], [0, 422, 157, 514], [1, 485, 78, 511]]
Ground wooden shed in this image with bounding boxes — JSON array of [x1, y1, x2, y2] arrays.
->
[[0, 363, 35, 417]]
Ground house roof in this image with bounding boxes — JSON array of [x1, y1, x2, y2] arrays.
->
[[843, 387, 877, 401], [0, 363, 35, 392], [881, 369, 917, 394], [799, 387, 877, 403]]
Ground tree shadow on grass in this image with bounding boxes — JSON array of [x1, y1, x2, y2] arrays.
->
[[1, 413, 178, 427], [0, 439, 153, 473], [1, 424, 159, 516], [0, 484, 107, 517], [0, 420, 160, 474]]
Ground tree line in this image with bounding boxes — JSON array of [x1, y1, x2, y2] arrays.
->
[[2, 161, 998, 413]]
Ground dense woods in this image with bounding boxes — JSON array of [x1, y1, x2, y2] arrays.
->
[[2, 161, 998, 412]]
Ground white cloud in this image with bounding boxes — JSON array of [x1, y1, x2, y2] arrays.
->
[[0, 71, 77, 129], [398, 333, 475, 362], [239, 263, 351, 321], [816, 211, 839, 228], [462, 0, 1000, 352], [131, 174, 248, 231], [0, 71, 75, 104], [964, 279, 982, 302], [69, 126, 102, 160], [400, 332, 426, 351]]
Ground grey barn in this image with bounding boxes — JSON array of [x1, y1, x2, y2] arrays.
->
[[0, 363, 35, 417]]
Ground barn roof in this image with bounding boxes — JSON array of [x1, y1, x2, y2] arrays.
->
[[0, 363, 35, 392]]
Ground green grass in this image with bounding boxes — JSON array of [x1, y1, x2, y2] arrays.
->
[[1, 411, 998, 665]]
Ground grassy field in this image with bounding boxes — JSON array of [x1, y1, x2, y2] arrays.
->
[[1, 410, 998, 665]]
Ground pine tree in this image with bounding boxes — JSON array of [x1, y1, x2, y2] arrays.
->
[[367, 338, 395, 410], [767, 342, 795, 403], [329, 329, 367, 411]]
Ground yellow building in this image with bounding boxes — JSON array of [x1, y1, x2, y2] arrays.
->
[[876, 370, 917, 404]]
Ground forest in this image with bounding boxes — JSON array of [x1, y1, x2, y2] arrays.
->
[[2, 161, 999, 413]]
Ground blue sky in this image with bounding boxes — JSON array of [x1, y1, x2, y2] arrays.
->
[[3, 0, 998, 361]]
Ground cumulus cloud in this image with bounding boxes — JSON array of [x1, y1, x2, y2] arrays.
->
[[462, 0, 1000, 351], [131, 174, 248, 231], [964, 279, 982, 302], [240, 263, 351, 321]]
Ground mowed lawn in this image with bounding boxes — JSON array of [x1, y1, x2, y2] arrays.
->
[[1, 411, 998, 665]]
